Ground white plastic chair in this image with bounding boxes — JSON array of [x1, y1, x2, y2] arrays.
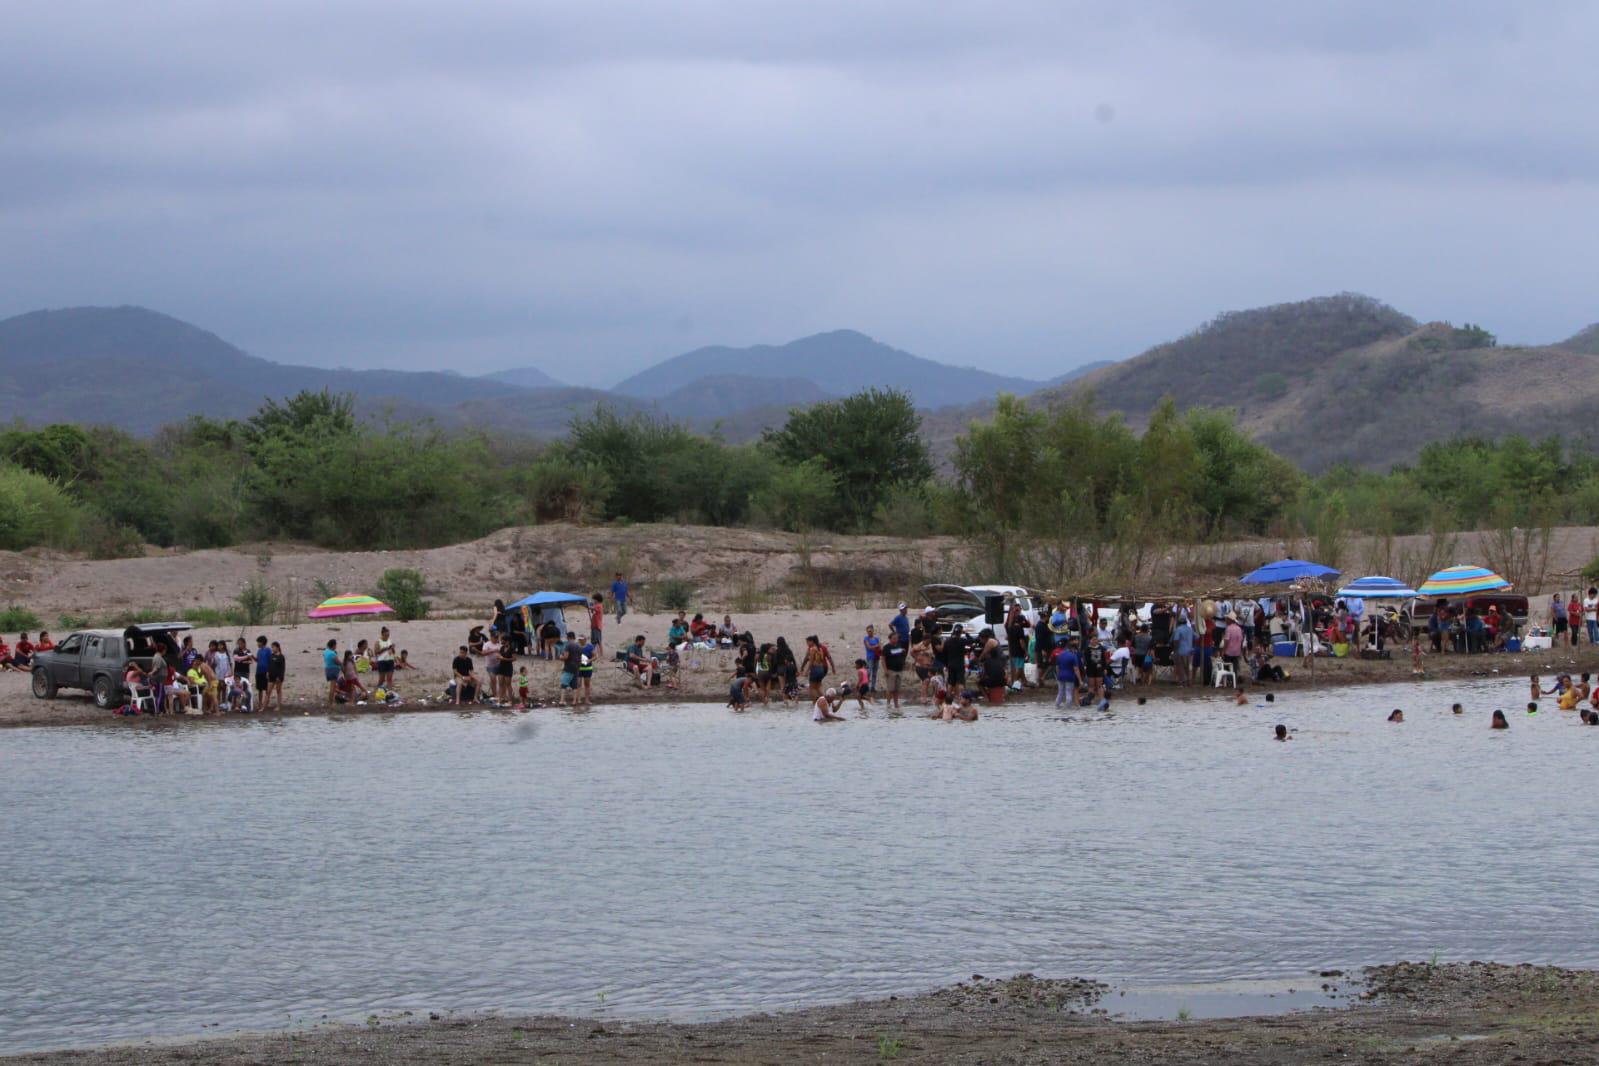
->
[[127, 682, 155, 714], [1213, 659, 1237, 688]]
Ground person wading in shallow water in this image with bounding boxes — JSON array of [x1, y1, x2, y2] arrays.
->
[[813, 687, 846, 723]]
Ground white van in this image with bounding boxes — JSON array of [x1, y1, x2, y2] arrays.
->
[[919, 584, 1041, 636]]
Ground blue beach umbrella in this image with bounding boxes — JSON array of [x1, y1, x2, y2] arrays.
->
[[507, 591, 588, 610], [1239, 559, 1341, 585], [1335, 575, 1419, 599]]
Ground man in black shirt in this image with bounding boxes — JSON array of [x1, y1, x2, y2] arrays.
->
[[880, 629, 908, 710], [943, 625, 969, 690], [451, 646, 477, 705]]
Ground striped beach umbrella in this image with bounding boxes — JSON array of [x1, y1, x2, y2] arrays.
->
[[1335, 575, 1419, 599], [307, 594, 393, 619], [1416, 565, 1511, 597]]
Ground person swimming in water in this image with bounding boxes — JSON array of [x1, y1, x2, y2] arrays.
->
[[1491, 709, 1509, 730], [1451, 702, 1463, 715], [1387, 709, 1404, 723], [1274, 724, 1290, 741], [1527, 701, 1539, 716]]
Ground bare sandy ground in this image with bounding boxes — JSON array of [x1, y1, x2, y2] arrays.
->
[[6, 963, 1597, 1064]]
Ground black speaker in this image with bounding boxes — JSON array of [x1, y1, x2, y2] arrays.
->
[[984, 595, 1005, 624]]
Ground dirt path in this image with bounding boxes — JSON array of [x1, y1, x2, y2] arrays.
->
[[7, 963, 1596, 1064]]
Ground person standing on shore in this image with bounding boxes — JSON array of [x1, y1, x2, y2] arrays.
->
[[862, 624, 881, 691], [1567, 594, 1583, 647], [889, 602, 910, 648], [588, 593, 605, 659], [1173, 614, 1195, 686], [267, 641, 286, 711], [322, 639, 340, 705], [374, 626, 396, 691], [610, 572, 629, 625], [880, 629, 907, 710], [1055, 637, 1081, 708], [253, 636, 271, 707]]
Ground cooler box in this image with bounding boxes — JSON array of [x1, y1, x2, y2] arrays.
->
[[1504, 637, 1521, 653], [1272, 640, 1298, 658], [1522, 635, 1552, 650]]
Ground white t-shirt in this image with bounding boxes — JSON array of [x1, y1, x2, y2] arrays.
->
[[1585, 596, 1598, 621], [812, 698, 829, 722], [1110, 646, 1132, 667]]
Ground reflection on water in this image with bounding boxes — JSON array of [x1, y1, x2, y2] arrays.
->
[[2, 678, 1596, 1051]]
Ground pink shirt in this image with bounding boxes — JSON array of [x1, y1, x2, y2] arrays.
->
[[1222, 623, 1245, 657]]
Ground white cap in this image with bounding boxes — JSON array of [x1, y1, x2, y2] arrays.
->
[[897, 602, 907, 610]]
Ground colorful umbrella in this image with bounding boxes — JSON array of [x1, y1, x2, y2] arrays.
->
[[1239, 559, 1341, 584], [1417, 565, 1511, 597], [1335, 575, 1419, 599], [307, 594, 393, 619]]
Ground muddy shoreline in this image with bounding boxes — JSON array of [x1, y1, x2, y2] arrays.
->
[[6, 963, 1596, 1064]]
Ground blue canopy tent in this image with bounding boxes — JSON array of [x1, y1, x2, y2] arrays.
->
[[1240, 559, 1341, 585], [508, 591, 589, 638]]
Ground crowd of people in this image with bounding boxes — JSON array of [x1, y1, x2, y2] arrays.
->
[[117, 633, 289, 716], [0, 631, 54, 671]]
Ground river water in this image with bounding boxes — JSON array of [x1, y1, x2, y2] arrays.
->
[[3, 678, 1596, 1051]]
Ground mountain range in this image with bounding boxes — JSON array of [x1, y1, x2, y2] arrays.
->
[[4, 299, 1598, 470]]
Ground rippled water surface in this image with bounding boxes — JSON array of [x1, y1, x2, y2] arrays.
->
[[4, 678, 1597, 1051]]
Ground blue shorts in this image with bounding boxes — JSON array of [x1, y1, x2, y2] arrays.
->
[[559, 671, 576, 689], [324, 666, 339, 682]]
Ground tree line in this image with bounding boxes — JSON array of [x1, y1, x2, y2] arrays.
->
[[3, 387, 1598, 558]]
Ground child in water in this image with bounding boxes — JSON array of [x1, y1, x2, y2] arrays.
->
[[1451, 702, 1463, 715], [1527, 701, 1539, 716], [1492, 709, 1509, 729], [516, 665, 530, 708], [1274, 724, 1291, 741], [1387, 709, 1404, 723]]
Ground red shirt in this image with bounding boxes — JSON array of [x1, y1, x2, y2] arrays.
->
[[16, 640, 33, 656], [1569, 600, 1584, 626], [589, 603, 603, 630]]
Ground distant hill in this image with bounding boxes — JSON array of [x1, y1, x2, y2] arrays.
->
[[0, 306, 625, 435], [483, 365, 567, 389], [1034, 294, 1599, 470], [1044, 359, 1116, 387], [613, 329, 1045, 410], [654, 374, 834, 423], [1559, 323, 1599, 355]]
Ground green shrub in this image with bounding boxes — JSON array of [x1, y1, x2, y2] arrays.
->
[[0, 462, 85, 551], [1582, 553, 1599, 587], [57, 614, 91, 630], [653, 578, 695, 614], [185, 606, 248, 627], [376, 568, 430, 621], [0, 605, 44, 631], [237, 578, 277, 626]]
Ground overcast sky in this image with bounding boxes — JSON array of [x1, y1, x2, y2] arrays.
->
[[3, 1, 1596, 387]]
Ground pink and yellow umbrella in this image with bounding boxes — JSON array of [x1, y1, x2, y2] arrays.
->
[[307, 594, 393, 619]]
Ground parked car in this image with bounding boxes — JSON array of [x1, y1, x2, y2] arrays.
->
[[30, 622, 192, 708], [919, 584, 1042, 637]]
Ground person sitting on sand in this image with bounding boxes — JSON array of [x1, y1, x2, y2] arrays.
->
[[667, 615, 689, 645], [467, 626, 487, 656], [813, 687, 846, 723], [718, 615, 739, 642], [1492, 709, 1509, 730], [395, 649, 416, 670], [0, 635, 12, 671], [689, 613, 713, 642], [34, 630, 53, 652], [1387, 709, 1404, 723], [13, 633, 36, 670], [451, 646, 477, 705], [626, 636, 658, 686]]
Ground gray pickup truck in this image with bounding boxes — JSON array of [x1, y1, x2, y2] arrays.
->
[[30, 622, 192, 708]]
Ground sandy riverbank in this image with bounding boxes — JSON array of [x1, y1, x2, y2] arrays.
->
[[6, 963, 1596, 1063], [6, 604, 1599, 728]]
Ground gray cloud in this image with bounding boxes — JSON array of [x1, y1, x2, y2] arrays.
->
[[2, 1, 1596, 386]]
